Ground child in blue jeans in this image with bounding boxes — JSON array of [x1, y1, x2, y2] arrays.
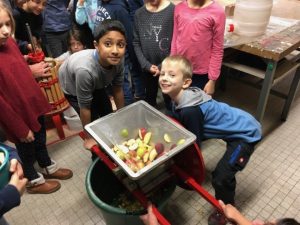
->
[[158, 55, 262, 225]]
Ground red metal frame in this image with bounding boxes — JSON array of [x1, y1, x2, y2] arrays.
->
[[172, 164, 223, 213], [46, 111, 81, 146]]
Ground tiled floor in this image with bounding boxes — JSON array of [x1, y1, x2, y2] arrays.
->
[[5, 68, 300, 224], [4, 1, 300, 224]]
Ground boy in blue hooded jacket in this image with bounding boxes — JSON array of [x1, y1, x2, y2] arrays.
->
[[159, 55, 262, 224]]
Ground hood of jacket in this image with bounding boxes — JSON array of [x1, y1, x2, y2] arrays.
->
[[175, 87, 212, 110]]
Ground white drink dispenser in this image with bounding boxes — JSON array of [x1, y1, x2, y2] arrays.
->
[[233, 0, 273, 37]]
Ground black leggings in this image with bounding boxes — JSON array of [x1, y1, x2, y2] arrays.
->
[[65, 89, 113, 160], [191, 74, 209, 89], [15, 116, 52, 181], [65, 88, 113, 121], [143, 71, 171, 109]]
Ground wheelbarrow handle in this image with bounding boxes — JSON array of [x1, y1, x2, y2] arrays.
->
[[90, 145, 118, 170], [152, 205, 171, 225], [132, 190, 171, 225], [78, 131, 117, 170], [172, 165, 223, 213]]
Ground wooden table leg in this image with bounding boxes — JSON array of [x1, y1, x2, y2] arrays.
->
[[281, 65, 300, 121], [255, 60, 277, 122]]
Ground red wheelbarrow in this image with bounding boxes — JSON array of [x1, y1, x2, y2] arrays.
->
[[79, 101, 224, 225]]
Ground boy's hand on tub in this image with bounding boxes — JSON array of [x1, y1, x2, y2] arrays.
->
[[10, 159, 24, 178], [9, 172, 28, 196]]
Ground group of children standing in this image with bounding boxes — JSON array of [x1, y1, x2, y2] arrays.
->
[[1, 1, 297, 225]]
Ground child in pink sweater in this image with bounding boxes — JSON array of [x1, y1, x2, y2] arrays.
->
[[171, 0, 225, 95]]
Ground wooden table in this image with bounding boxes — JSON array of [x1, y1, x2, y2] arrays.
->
[[222, 20, 300, 122]]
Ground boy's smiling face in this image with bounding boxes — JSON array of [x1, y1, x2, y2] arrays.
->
[[159, 61, 191, 100], [26, 0, 47, 15], [94, 30, 126, 68]]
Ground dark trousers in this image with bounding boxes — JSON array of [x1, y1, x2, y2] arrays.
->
[[0, 217, 9, 225], [191, 74, 209, 90], [144, 71, 159, 107], [43, 31, 69, 58], [65, 89, 113, 160], [144, 71, 170, 109], [15, 116, 52, 181], [65, 88, 113, 121], [211, 141, 256, 204]]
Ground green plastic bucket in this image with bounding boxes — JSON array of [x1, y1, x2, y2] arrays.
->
[[85, 159, 175, 225], [0, 146, 10, 189]]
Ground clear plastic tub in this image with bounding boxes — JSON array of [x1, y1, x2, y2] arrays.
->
[[85, 101, 196, 180], [233, 0, 273, 37]]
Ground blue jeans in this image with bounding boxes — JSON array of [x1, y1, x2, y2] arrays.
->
[[123, 62, 145, 106]]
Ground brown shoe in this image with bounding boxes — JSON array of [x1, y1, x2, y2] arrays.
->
[[43, 168, 73, 180], [27, 176, 61, 194], [41, 160, 73, 180]]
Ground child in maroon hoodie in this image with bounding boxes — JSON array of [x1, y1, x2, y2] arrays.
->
[[0, 1, 72, 194]]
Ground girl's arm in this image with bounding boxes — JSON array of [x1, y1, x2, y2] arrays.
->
[[132, 13, 152, 71], [112, 85, 125, 110], [207, 11, 226, 81], [170, 6, 179, 55], [75, 0, 88, 25]]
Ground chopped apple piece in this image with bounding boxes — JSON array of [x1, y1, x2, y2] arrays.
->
[[149, 149, 158, 162], [143, 152, 150, 163], [136, 160, 145, 170], [155, 143, 164, 155], [138, 128, 147, 139], [117, 144, 129, 154], [177, 138, 186, 145], [143, 132, 152, 144], [116, 150, 125, 160], [127, 139, 136, 146], [163, 133, 172, 143], [137, 147, 146, 157], [128, 143, 138, 151]]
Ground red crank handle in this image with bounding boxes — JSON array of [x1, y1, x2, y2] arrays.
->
[[79, 131, 117, 170], [172, 165, 223, 213], [152, 205, 171, 225]]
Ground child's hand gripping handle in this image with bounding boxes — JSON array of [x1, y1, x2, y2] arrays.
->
[[79, 131, 117, 170], [132, 190, 171, 225], [152, 205, 171, 225]]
